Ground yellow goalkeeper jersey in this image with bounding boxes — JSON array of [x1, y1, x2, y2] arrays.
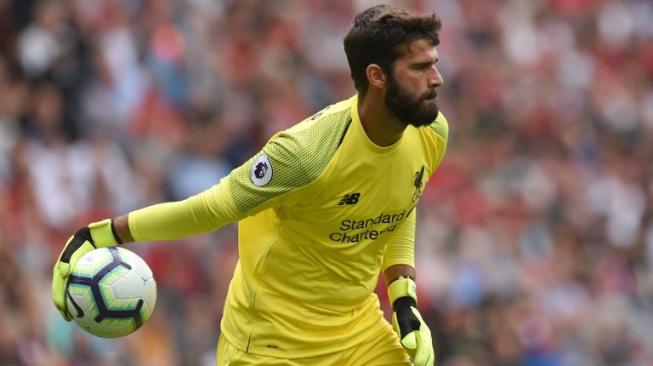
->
[[220, 95, 448, 357], [128, 94, 448, 358]]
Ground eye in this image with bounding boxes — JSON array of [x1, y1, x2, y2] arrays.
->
[[413, 62, 434, 71]]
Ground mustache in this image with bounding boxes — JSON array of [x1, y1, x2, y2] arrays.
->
[[422, 89, 438, 100]]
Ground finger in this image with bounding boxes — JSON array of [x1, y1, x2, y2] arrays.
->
[[424, 331, 435, 366], [61, 309, 73, 321], [52, 268, 72, 321], [53, 293, 72, 321], [56, 262, 71, 278], [425, 351, 434, 366], [61, 307, 73, 321], [51, 269, 66, 306], [68, 241, 94, 270], [392, 312, 399, 334], [412, 331, 429, 366], [56, 235, 76, 262], [58, 229, 94, 264], [401, 330, 418, 350]]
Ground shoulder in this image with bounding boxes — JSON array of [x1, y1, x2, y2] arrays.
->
[[281, 98, 353, 147], [411, 111, 449, 173], [226, 99, 353, 215], [265, 98, 353, 177], [426, 112, 449, 142]]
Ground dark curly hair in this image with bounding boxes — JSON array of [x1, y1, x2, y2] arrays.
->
[[343, 4, 442, 95]]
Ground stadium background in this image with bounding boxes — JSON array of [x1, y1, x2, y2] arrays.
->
[[1, 0, 653, 365]]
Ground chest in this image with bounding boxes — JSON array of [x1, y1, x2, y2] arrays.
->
[[286, 143, 430, 243]]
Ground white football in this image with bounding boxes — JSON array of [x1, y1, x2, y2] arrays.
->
[[66, 247, 157, 338]]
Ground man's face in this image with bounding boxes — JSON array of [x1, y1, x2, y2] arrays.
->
[[384, 39, 443, 127]]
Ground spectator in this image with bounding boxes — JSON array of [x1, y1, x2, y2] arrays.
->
[[1, 0, 653, 364]]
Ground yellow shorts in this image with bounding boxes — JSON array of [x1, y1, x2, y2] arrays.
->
[[216, 322, 410, 366]]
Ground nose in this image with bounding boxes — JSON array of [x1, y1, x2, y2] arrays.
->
[[429, 66, 444, 88]]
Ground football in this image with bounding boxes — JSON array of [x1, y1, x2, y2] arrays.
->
[[65, 247, 157, 338]]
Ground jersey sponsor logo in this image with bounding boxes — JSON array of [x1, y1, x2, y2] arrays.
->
[[250, 154, 273, 186], [338, 192, 360, 205], [329, 207, 415, 243]]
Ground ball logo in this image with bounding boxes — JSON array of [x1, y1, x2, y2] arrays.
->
[[250, 154, 273, 186]]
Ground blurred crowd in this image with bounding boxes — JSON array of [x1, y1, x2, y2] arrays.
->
[[1, 0, 653, 365]]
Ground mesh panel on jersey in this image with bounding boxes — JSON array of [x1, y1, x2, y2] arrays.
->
[[428, 114, 449, 141], [231, 108, 352, 215]]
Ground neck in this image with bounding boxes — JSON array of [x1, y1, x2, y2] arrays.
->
[[357, 92, 407, 147]]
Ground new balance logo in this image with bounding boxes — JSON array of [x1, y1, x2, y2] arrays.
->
[[338, 192, 360, 205]]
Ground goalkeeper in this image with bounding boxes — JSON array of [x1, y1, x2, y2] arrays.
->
[[53, 4, 447, 366]]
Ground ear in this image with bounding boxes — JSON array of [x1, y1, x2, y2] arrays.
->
[[365, 64, 387, 90]]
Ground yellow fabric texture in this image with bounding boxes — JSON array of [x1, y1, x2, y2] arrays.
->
[[382, 209, 417, 271], [128, 178, 241, 242], [216, 322, 410, 366], [127, 95, 449, 358]]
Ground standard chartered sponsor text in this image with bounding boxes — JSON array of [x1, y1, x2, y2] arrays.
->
[[329, 207, 414, 243]]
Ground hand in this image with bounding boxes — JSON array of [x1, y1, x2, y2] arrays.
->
[[388, 277, 434, 366], [52, 219, 120, 320]]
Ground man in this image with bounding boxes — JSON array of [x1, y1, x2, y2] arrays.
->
[[52, 4, 447, 365]]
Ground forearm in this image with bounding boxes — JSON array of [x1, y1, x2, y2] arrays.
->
[[382, 209, 416, 273], [112, 178, 242, 243]]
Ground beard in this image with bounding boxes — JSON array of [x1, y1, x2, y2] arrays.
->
[[384, 75, 440, 127]]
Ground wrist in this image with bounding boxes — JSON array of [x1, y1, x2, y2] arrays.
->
[[388, 276, 418, 305], [88, 219, 121, 247]]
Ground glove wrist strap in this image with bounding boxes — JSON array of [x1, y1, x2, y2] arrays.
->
[[388, 276, 417, 305], [393, 296, 417, 312], [88, 219, 120, 247]]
